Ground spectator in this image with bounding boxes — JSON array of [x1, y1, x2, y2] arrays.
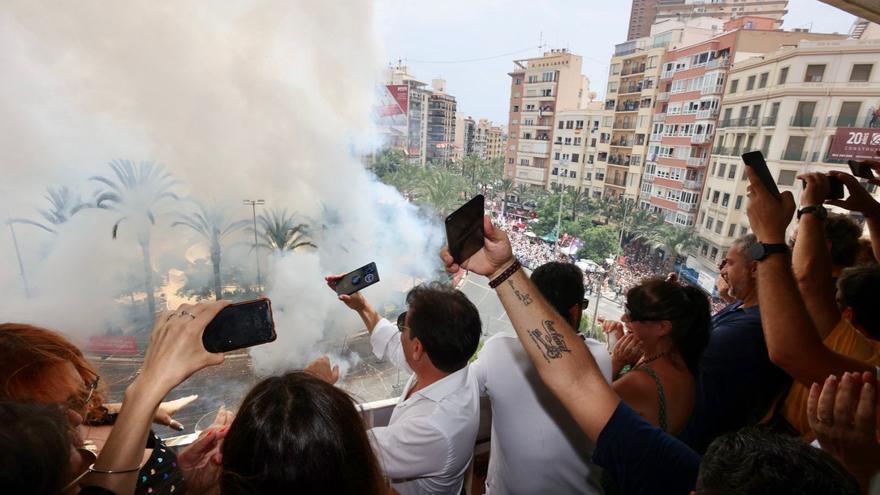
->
[[610, 279, 711, 435], [677, 234, 791, 454], [761, 172, 880, 439], [219, 372, 387, 494], [440, 217, 859, 494], [469, 261, 612, 494], [322, 277, 481, 495]]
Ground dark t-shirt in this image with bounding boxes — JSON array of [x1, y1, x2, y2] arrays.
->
[[593, 401, 700, 495], [679, 302, 791, 453]]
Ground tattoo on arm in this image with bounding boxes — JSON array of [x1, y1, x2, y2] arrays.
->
[[528, 319, 572, 363], [507, 279, 533, 306]]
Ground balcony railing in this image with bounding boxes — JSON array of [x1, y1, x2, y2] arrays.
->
[[610, 140, 633, 147], [705, 58, 730, 70], [700, 85, 724, 95], [661, 70, 674, 80], [827, 115, 873, 128], [712, 147, 732, 156], [653, 112, 666, 122], [790, 116, 818, 128], [696, 108, 719, 120], [612, 121, 636, 130], [683, 179, 701, 190], [616, 103, 640, 112], [607, 155, 637, 166], [781, 150, 808, 161], [657, 92, 670, 101], [621, 64, 646, 76], [687, 156, 706, 167], [762, 116, 777, 127], [650, 133, 662, 142], [678, 202, 698, 212], [620, 85, 644, 95], [605, 101, 616, 110], [606, 180, 627, 187], [691, 134, 713, 145], [643, 174, 655, 183]]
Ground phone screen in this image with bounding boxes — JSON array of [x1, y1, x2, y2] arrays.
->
[[202, 298, 276, 353], [334, 262, 380, 296], [445, 195, 485, 265], [741, 151, 780, 199], [827, 175, 845, 200], [848, 160, 876, 180]]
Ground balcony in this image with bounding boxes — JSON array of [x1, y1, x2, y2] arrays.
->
[[643, 174, 655, 183], [616, 102, 640, 112], [790, 116, 818, 128], [619, 85, 644, 95], [683, 179, 701, 191], [712, 146, 732, 156], [612, 121, 636, 130], [650, 133, 662, 142], [607, 155, 637, 166], [657, 92, 669, 102], [606, 179, 627, 187], [705, 58, 729, 70], [610, 140, 633, 148], [687, 156, 707, 167], [653, 112, 667, 122], [517, 139, 551, 155], [678, 202, 698, 212], [621, 64, 646, 77], [781, 149, 808, 162], [700, 85, 724, 95], [605, 101, 616, 111], [661, 70, 674, 80], [691, 134, 713, 145], [762, 116, 777, 127], [826, 115, 872, 128], [696, 108, 719, 120]]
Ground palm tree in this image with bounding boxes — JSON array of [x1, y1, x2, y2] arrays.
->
[[496, 179, 516, 217], [566, 187, 591, 222], [173, 203, 250, 300], [255, 209, 316, 253], [657, 225, 700, 270], [418, 169, 467, 217], [92, 160, 180, 320], [9, 186, 92, 234]]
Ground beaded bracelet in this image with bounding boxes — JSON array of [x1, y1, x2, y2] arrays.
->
[[489, 259, 521, 289], [88, 463, 142, 475]]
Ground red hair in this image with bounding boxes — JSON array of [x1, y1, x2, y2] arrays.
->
[[0, 323, 107, 421]]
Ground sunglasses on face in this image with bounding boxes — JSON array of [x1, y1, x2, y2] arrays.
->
[[624, 304, 665, 323], [396, 311, 409, 332], [581, 299, 589, 310]]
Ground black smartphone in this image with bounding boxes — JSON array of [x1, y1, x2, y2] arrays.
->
[[334, 262, 380, 296], [203, 298, 276, 353], [848, 160, 876, 180], [446, 195, 485, 265], [741, 151, 780, 199], [827, 175, 845, 200]]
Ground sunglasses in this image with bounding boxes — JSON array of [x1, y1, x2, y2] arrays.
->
[[396, 311, 409, 332], [581, 299, 589, 310], [624, 304, 664, 323]]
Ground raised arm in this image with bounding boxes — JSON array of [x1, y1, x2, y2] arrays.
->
[[441, 217, 618, 441], [745, 169, 875, 385], [326, 274, 381, 332], [827, 171, 880, 264], [791, 173, 840, 339]]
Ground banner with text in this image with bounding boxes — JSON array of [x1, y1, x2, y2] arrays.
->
[[829, 128, 880, 160]]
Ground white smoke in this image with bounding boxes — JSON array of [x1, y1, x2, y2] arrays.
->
[[0, 1, 443, 373]]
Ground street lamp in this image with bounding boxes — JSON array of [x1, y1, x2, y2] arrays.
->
[[554, 159, 569, 248], [617, 197, 633, 256], [243, 199, 265, 292]]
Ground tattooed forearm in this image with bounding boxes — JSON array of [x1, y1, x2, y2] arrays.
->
[[507, 278, 533, 306], [527, 319, 572, 363]]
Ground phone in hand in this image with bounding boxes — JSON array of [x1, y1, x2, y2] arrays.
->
[[827, 175, 845, 200], [848, 160, 876, 180], [446, 195, 485, 265], [203, 298, 276, 353], [334, 262, 380, 296], [741, 151, 780, 199]]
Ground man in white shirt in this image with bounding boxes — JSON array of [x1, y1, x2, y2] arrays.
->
[[320, 277, 481, 495], [470, 262, 613, 494]]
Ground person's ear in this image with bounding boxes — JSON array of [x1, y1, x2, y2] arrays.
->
[[411, 337, 424, 362], [657, 320, 673, 337]]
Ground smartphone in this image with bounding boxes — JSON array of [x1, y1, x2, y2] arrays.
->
[[741, 151, 780, 199], [203, 298, 276, 353], [827, 175, 845, 200], [334, 262, 380, 296], [848, 160, 876, 180], [446, 195, 485, 265]]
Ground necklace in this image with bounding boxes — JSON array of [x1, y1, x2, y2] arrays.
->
[[639, 351, 673, 367]]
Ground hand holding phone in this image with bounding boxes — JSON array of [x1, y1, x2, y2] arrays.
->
[[741, 151, 780, 200], [202, 298, 276, 353], [446, 195, 485, 265], [848, 160, 877, 180], [332, 262, 380, 296]]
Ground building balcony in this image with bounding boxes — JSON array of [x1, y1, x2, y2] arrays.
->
[[607, 155, 638, 166], [605, 180, 627, 188], [619, 85, 644, 95], [650, 133, 663, 142], [790, 116, 818, 128], [610, 140, 634, 148], [687, 156, 707, 167], [605, 101, 616, 111], [705, 58, 730, 70], [691, 134, 713, 145], [701, 85, 725, 95], [621, 64, 646, 77], [643, 174, 655, 183], [616, 104, 640, 112], [657, 92, 669, 102], [653, 112, 667, 122], [517, 139, 551, 155], [762, 116, 777, 127], [826, 115, 872, 128], [660, 70, 674, 80], [678, 202, 698, 212], [781, 150, 808, 162], [683, 179, 701, 191], [696, 108, 719, 120], [712, 147, 733, 156], [612, 121, 636, 130]]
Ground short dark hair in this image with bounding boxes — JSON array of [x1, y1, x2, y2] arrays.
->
[[221, 373, 386, 495], [626, 279, 711, 374], [825, 214, 862, 268], [531, 262, 584, 324], [406, 282, 482, 373], [0, 401, 72, 495], [838, 264, 880, 339], [698, 427, 859, 495]]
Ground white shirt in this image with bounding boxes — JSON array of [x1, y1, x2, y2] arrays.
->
[[470, 332, 613, 495], [369, 318, 480, 495]]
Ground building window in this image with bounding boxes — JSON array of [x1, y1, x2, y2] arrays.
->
[[804, 64, 826, 83], [513, 105, 519, 112], [554, 152, 561, 160], [576, 120, 584, 129], [850, 64, 873, 82], [722, 193, 730, 207], [570, 171, 577, 178], [746, 75, 756, 91], [729, 79, 739, 94], [718, 163, 727, 177], [552, 167, 558, 175], [710, 246, 719, 259], [707, 217, 714, 229], [777, 169, 797, 186], [566, 121, 574, 129], [727, 224, 737, 237], [515, 78, 523, 85], [558, 121, 564, 129], [712, 191, 720, 203], [734, 195, 743, 209], [715, 220, 723, 234], [778, 67, 789, 85], [758, 72, 768, 88], [728, 164, 737, 179]]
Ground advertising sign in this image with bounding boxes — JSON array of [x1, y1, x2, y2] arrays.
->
[[86, 335, 138, 356], [829, 128, 880, 160]]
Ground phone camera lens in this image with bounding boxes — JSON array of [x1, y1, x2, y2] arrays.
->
[[352, 275, 362, 285], [364, 273, 375, 284]]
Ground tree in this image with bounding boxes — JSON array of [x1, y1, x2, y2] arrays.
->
[[172, 203, 250, 300], [657, 225, 700, 269], [92, 160, 180, 321], [496, 179, 516, 217], [9, 186, 92, 234], [566, 187, 591, 222], [417, 168, 468, 217], [255, 209, 316, 253], [372, 148, 407, 179], [577, 225, 620, 262]]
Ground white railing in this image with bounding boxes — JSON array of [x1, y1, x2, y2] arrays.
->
[[683, 179, 700, 190], [517, 140, 550, 154], [653, 112, 667, 122], [691, 134, 712, 144], [657, 92, 670, 101], [687, 156, 706, 167], [696, 108, 718, 120], [700, 85, 724, 95], [705, 58, 729, 70], [650, 133, 663, 142], [661, 70, 675, 80], [678, 202, 698, 212]]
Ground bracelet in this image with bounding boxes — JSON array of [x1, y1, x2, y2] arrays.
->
[[489, 260, 521, 289], [88, 463, 142, 475]]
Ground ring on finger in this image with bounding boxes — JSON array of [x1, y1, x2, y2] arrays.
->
[[818, 415, 834, 425], [178, 310, 196, 320]]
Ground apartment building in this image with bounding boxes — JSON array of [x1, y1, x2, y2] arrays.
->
[[548, 105, 604, 194], [382, 64, 430, 165], [692, 35, 880, 283], [643, 17, 839, 228], [427, 79, 457, 165], [486, 125, 506, 160], [655, 0, 788, 25], [505, 49, 590, 188]]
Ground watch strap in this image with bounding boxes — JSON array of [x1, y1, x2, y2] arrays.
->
[[797, 205, 827, 220]]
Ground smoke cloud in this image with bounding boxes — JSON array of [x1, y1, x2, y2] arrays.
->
[[0, 1, 443, 375]]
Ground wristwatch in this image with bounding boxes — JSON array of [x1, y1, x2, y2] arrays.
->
[[797, 205, 828, 221], [749, 242, 789, 261]]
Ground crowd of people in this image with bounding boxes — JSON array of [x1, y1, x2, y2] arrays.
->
[[2, 160, 880, 495]]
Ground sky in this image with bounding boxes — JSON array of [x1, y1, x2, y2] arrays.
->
[[377, 0, 859, 124]]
